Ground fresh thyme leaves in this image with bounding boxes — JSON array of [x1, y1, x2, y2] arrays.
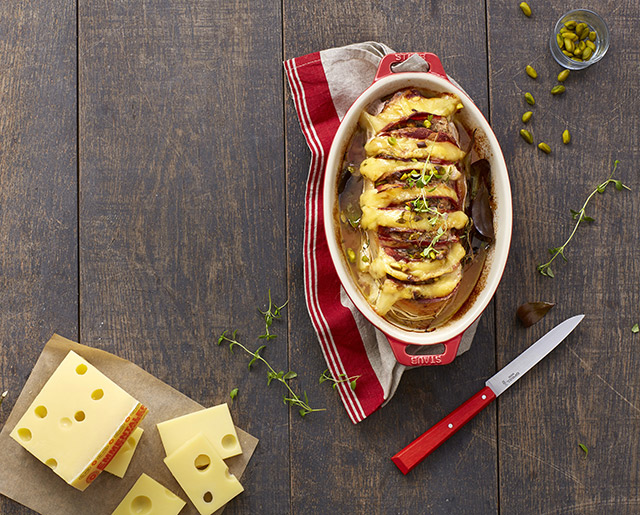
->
[[217, 330, 324, 417], [319, 369, 360, 391], [421, 226, 446, 260], [578, 443, 589, 457], [258, 289, 288, 340], [537, 160, 630, 278], [230, 388, 239, 400], [632, 324, 639, 334], [0, 390, 7, 408]]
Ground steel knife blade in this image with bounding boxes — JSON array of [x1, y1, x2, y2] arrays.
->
[[391, 314, 585, 474]]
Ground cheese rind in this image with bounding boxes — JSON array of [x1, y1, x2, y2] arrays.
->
[[111, 473, 186, 515], [157, 404, 242, 460], [105, 427, 144, 478], [9, 350, 148, 490], [164, 433, 244, 515]]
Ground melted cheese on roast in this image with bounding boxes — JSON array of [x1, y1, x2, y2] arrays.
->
[[364, 136, 467, 162], [359, 93, 462, 135], [360, 208, 468, 232], [359, 158, 460, 183], [372, 268, 462, 315], [369, 243, 466, 282], [359, 183, 458, 209]]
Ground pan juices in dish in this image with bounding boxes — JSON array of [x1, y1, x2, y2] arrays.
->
[[337, 88, 493, 331]]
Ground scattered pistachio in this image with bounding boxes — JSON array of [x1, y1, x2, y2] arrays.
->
[[522, 111, 533, 123], [538, 142, 551, 154], [520, 129, 533, 144], [632, 323, 639, 334], [387, 136, 397, 145], [525, 65, 538, 79], [346, 248, 356, 263], [519, 2, 532, 17], [562, 129, 571, 144], [524, 92, 535, 105], [557, 69, 570, 82], [551, 85, 566, 95]]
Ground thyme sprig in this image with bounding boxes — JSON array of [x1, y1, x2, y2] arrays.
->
[[537, 160, 630, 278], [217, 330, 324, 417], [319, 369, 360, 391], [258, 289, 288, 340]]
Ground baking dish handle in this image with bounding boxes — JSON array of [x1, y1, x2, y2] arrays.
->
[[386, 332, 463, 366], [374, 52, 449, 82]]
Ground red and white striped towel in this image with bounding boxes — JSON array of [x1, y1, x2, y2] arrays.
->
[[285, 42, 479, 423]]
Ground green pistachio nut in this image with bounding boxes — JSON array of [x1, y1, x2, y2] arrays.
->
[[522, 111, 533, 123], [520, 129, 533, 144], [538, 142, 551, 154], [562, 130, 571, 144], [557, 69, 570, 82], [525, 65, 538, 79], [519, 2, 532, 16], [551, 85, 566, 95], [524, 92, 535, 105]]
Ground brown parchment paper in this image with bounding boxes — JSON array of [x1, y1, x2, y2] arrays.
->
[[0, 334, 258, 515]]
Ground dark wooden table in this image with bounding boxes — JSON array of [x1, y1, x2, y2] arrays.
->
[[2, 1, 639, 513]]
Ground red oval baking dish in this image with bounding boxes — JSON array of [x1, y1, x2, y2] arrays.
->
[[323, 52, 512, 366]]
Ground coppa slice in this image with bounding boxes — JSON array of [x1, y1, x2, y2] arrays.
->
[[105, 427, 144, 478], [111, 473, 185, 515], [157, 403, 242, 460], [9, 350, 148, 491], [164, 433, 244, 515]]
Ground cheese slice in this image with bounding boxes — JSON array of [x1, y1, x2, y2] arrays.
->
[[364, 136, 467, 162], [9, 350, 148, 491], [111, 473, 186, 515], [157, 403, 242, 460], [105, 427, 144, 478], [164, 433, 244, 515]]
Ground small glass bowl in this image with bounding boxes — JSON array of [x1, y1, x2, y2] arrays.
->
[[550, 9, 610, 70]]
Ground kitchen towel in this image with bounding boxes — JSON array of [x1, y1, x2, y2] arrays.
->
[[285, 42, 479, 424]]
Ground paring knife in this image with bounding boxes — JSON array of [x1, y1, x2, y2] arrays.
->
[[391, 314, 585, 474]]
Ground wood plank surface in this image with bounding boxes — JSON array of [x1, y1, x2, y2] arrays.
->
[[283, 3, 499, 513], [488, 1, 640, 513], [0, 1, 77, 513], [1, 0, 638, 513], [78, 1, 287, 513]]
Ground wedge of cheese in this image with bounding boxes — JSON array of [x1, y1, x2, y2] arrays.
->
[[164, 433, 243, 515], [157, 403, 242, 460], [111, 473, 185, 515], [10, 350, 148, 490]]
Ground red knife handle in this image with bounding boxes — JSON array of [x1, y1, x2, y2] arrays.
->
[[391, 386, 496, 474]]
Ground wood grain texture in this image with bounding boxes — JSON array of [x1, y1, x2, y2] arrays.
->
[[0, 0, 77, 512], [488, 1, 640, 513], [79, 1, 287, 513], [283, 2, 498, 513]]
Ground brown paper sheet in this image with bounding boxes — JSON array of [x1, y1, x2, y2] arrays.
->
[[0, 334, 258, 515]]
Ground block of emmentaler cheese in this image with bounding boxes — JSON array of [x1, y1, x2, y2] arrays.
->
[[105, 427, 144, 478], [164, 433, 243, 515], [157, 403, 242, 460], [10, 351, 148, 490], [111, 473, 185, 515]]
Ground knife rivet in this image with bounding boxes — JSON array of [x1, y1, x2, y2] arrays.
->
[[448, 423, 453, 429], [482, 395, 486, 400]]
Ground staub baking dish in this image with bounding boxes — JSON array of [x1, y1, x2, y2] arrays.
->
[[323, 52, 512, 366]]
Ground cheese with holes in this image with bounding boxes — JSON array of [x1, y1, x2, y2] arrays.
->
[[157, 403, 242, 460], [9, 350, 148, 490], [111, 473, 185, 515], [105, 427, 144, 478], [164, 433, 243, 515]]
